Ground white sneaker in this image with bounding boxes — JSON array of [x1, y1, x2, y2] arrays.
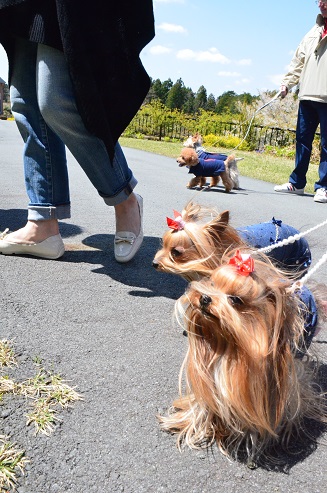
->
[[313, 188, 327, 203], [274, 182, 304, 194]]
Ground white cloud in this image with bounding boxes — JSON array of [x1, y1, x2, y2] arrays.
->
[[218, 71, 241, 77], [149, 45, 173, 55], [176, 47, 230, 64], [235, 78, 251, 85], [157, 22, 187, 33], [236, 59, 252, 66]]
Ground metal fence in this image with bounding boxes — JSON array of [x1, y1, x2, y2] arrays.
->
[[125, 115, 311, 148]]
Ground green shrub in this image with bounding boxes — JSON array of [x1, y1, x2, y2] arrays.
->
[[204, 133, 251, 151]]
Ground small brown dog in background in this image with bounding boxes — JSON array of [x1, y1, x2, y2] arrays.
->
[[181, 132, 241, 189], [177, 147, 238, 191]]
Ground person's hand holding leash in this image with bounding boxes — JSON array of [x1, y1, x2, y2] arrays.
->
[[280, 84, 288, 98]]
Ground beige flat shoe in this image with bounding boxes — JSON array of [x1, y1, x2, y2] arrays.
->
[[114, 194, 143, 263], [0, 231, 65, 259]]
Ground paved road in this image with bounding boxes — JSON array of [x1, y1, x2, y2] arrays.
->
[[0, 120, 327, 493]]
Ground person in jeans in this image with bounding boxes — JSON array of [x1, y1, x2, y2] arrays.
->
[[0, 1, 154, 261], [274, 0, 327, 204]]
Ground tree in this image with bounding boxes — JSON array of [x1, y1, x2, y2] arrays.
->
[[194, 85, 207, 112], [151, 78, 173, 104], [166, 78, 186, 110], [215, 90, 238, 114], [206, 93, 216, 112], [238, 92, 258, 106], [182, 88, 195, 114]]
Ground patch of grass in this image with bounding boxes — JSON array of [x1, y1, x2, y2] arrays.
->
[[119, 137, 317, 194], [0, 376, 16, 398], [0, 340, 17, 368], [19, 369, 82, 435], [0, 342, 82, 438], [0, 436, 28, 492], [25, 398, 59, 436], [0, 340, 82, 489]]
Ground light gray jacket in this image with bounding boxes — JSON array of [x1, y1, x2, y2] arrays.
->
[[282, 14, 327, 103]]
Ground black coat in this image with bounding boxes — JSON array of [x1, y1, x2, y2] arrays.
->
[[0, 0, 155, 160]]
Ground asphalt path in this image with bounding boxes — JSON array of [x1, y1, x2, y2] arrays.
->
[[0, 120, 327, 493]]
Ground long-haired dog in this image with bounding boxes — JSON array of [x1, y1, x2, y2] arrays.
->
[[152, 202, 311, 281], [183, 132, 204, 151], [158, 250, 326, 463], [182, 132, 241, 189], [177, 147, 238, 192]]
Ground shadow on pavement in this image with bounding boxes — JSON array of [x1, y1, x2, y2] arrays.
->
[[0, 208, 26, 231], [61, 233, 188, 300]]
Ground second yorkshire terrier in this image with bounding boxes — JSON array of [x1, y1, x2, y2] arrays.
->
[[152, 201, 311, 281], [158, 250, 326, 462], [183, 132, 204, 151]]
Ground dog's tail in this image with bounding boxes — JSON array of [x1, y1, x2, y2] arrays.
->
[[225, 154, 240, 190]]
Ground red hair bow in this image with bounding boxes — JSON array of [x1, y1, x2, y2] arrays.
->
[[228, 250, 254, 276], [166, 210, 185, 231]]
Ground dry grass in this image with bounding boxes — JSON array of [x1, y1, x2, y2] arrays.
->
[[0, 340, 82, 489], [0, 436, 28, 492], [0, 340, 17, 369], [20, 370, 82, 436]]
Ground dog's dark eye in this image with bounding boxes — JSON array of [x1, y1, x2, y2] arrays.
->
[[200, 295, 212, 309], [171, 247, 185, 258], [228, 295, 243, 305]]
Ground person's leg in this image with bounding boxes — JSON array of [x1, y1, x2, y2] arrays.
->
[[315, 102, 327, 190], [36, 43, 141, 237], [289, 100, 319, 189], [6, 38, 70, 244]]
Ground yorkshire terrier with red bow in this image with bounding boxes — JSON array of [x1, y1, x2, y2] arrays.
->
[[159, 249, 327, 463], [152, 201, 311, 281]]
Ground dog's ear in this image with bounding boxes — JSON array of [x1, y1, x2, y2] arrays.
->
[[207, 210, 230, 234], [189, 148, 199, 164]]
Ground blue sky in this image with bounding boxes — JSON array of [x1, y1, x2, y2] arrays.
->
[[0, 0, 320, 98]]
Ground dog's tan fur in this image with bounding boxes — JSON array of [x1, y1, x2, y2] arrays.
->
[[152, 202, 246, 281], [158, 251, 327, 461], [177, 147, 236, 191]]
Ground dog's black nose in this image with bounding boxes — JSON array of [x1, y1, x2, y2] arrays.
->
[[152, 260, 159, 269], [200, 295, 212, 308]]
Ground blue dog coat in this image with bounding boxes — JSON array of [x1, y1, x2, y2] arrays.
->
[[188, 151, 228, 177], [296, 285, 318, 353], [237, 218, 311, 273]]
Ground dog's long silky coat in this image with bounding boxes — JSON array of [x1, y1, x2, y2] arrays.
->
[[158, 252, 326, 462]]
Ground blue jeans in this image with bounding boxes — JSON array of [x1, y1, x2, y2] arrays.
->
[[10, 38, 137, 221], [290, 99, 327, 191]]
